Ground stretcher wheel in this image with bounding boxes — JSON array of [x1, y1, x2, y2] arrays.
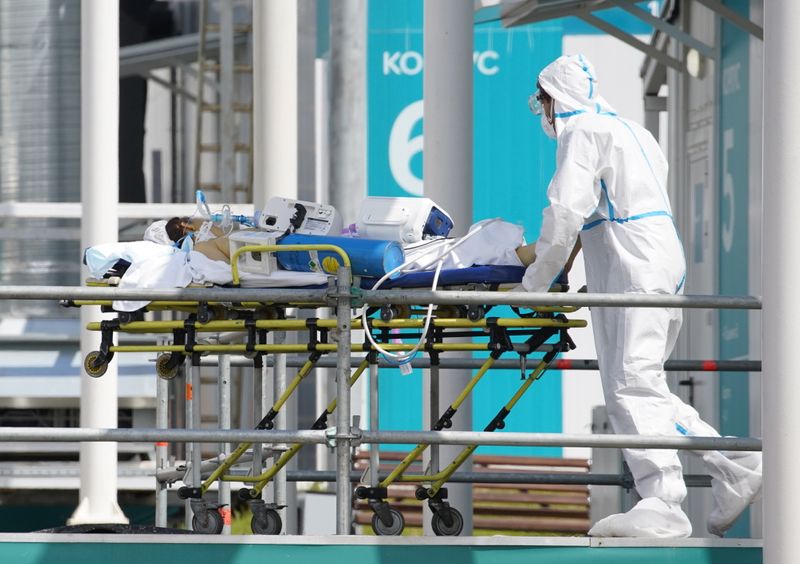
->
[[431, 507, 463, 536], [371, 508, 404, 536], [83, 351, 108, 378], [156, 353, 179, 380], [192, 508, 223, 534], [251, 508, 282, 535], [467, 306, 484, 321]]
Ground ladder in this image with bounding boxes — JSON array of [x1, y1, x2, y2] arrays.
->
[[194, 0, 254, 203]]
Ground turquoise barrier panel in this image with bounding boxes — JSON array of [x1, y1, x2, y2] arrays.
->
[[718, 0, 751, 538], [0, 539, 763, 564], [367, 1, 563, 455]]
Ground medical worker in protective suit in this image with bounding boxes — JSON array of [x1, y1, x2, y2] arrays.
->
[[520, 54, 762, 538]]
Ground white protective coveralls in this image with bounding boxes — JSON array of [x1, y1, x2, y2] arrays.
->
[[523, 55, 761, 537]]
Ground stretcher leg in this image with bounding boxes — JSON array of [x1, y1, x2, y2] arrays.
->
[[355, 354, 501, 536]]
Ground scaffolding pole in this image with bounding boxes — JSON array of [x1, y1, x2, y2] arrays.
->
[[764, 1, 799, 562], [70, 0, 126, 526]]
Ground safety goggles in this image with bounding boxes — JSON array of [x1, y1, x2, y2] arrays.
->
[[528, 90, 546, 115]]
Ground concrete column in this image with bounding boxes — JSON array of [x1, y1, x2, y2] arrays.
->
[[252, 0, 315, 208], [329, 0, 366, 225], [763, 2, 800, 562], [422, 0, 474, 536], [70, 0, 126, 525]]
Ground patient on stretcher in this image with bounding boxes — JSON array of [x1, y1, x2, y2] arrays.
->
[[163, 216, 231, 263]]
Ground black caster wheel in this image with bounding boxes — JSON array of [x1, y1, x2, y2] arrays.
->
[[467, 306, 484, 322], [251, 508, 282, 535], [156, 353, 179, 380], [380, 306, 395, 322], [238, 487, 258, 501], [83, 351, 108, 378], [371, 508, 404, 536], [431, 508, 464, 536], [177, 486, 202, 500], [192, 509, 224, 534]]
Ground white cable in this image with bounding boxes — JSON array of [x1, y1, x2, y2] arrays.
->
[[362, 218, 502, 364]]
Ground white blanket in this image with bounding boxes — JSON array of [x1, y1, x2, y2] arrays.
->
[[402, 219, 525, 272], [86, 242, 328, 312]]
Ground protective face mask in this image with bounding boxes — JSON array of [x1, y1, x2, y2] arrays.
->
[[541, 113, 557, 139]]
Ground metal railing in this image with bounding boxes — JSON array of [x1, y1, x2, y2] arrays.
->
[[0, 282, 763, 535]]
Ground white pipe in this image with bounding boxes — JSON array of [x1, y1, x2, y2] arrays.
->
[[253, 1, 299, 209], [422, 0, 475, 536], [763, 2, 799, 562], [70, 0, 126, 526]]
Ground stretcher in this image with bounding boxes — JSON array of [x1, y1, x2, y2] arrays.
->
[[69, 243, 586, 535]]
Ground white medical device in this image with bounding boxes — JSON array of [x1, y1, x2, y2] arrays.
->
[[256, 197, 342, 236], [355, 197, 454, 244], [228, 230, 279, 276]]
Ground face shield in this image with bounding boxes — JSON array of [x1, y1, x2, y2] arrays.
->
[[528, 88, 546, 116]]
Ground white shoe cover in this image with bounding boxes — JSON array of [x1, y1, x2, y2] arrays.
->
[[705, 450, 762, 537], [588, 497, 692, 538]]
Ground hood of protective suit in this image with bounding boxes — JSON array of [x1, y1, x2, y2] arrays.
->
[[537, 54, 616, 137]]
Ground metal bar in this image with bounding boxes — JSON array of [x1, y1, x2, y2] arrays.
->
[[0, 201, 252, 220], [155, 342, 169, 527], [212, 356, 761, 372], [693, 0, 763, 40], [368, 358, 379, 488], [0, 286, 329, 303], [578, 13, 686, 73], [146, 72, 197, 102], [218, 355, 232, 534], [0, 285, 761, 309], [183, 357, 194, 527], [764, 2, 796, 561], [335, 266, 353, 534], [267, 470, 713, 488], [252, 354, 264, 497], [274, 332, 289, 531], [356, 289, 760, 310], [0, 428, 761, 451], [609, 0, 716, 59]]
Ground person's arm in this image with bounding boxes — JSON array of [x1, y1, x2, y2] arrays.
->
[[564, 237, 582, 273], [521, 129, 600, 292]]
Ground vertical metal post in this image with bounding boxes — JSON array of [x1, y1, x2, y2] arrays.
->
[[335, 267, 353, 534], [218, 355, 232, 534], [219, 0, 236, 203], [71, 0, 126, 526], [368, 358, 380, 487], [422, 361, 440, 535], [252, 355, 264, 490], [273, 332, 291, 532], [422, 0, 475, 535], [191, 360, 202, 494], [764, 2, 799, 563], [184, 356, 194, 528], [155, 361, 169, 528]]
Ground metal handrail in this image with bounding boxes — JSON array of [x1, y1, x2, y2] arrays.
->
[[0, 427, 762, 452]]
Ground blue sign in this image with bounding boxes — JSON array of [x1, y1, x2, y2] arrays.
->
[[718, 0, 751, 538], [367, 1, 563, 455]]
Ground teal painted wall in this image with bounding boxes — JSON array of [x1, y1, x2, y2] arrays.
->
[[717, 0, 751, 538], [366, 1, 563, 455], [0, 541, 763, 564]]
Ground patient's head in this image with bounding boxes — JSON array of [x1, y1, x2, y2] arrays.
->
[[165, 216, 194, 242]]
